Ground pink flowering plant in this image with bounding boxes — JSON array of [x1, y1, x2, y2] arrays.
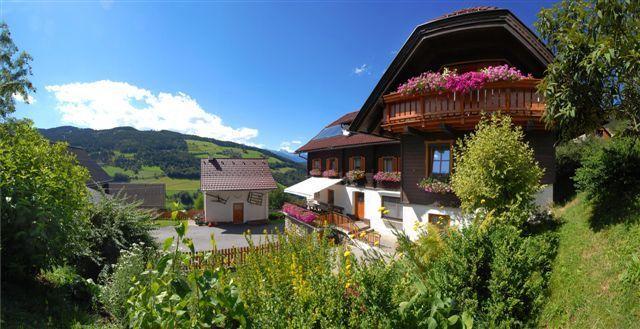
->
[[345, 169, 365, 182], [397, 65, 530, 95], [322, 169, 338, 178], [309, 168, 321, 176], [373, 171, 401, 183], [418, 177, 453, 194], [282, 203, 318, 223]]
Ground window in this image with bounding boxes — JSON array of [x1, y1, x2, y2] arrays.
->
[[312, 159, 321, 170], [350, 156, 364, 171], [379, 156, 399, 173], [327, 189, 335, 205], [382, 196, 402, 220], [326, 157, 338, 171], [428, 143, 452, 178], [428, 213, 451, 230], [311, 125, 344, 140]]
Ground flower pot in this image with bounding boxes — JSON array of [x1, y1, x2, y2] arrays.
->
[[377, 181, 401, 189]]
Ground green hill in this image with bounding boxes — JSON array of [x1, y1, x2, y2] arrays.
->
[[539, 196, 640, 327], [40, 126, 306, 196]]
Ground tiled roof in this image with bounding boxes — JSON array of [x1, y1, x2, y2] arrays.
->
[[296, 133, 395, 153], [296, 111, 397, 153], [326, 111, 359, 127], [108, 183, 166, 209], [67, 146, 112, 186], [432, 6, 500, 21], [200, 158, 277, 191]]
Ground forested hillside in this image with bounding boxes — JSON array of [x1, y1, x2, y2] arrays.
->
[[40, 126, 306, 188]]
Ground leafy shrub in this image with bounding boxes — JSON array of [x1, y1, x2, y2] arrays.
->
[[0, 120, 90, 278], [126, 222, 248, 328], [451, 114, 543, 223], [268, 211, 285, 221], [112, 172, 131, 182], [194, 192, 204, 210], [39, 265, 99, 309], [424, 216, 558, 327], [75, 192, 156, 279], [99, 243, 154, 323], [554, 136, 605, 203], [574, 137, 640, 227]]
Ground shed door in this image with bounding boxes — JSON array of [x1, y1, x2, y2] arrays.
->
[[233, 203, 244, 224]]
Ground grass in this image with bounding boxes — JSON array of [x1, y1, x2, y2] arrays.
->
[[153, 219, 189, 228], [103, 165, 164, 180], [538, 195, 640, 327], [185, 139, 283, 164]]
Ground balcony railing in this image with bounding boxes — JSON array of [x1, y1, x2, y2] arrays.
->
[[382, 79, 546, 133]]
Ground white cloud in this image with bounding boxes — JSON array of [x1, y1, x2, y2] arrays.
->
[[279, 140, 302, 153], [12, 93, 36, 104], [353, 64, 369, 76], [46, 80, 259, 145]]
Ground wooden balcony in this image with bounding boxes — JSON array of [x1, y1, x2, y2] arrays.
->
[[382, 79, 546, 133]]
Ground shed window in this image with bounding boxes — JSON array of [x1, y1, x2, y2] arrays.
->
[[382, 196, 402, 220], [428, 213, 451, 230]]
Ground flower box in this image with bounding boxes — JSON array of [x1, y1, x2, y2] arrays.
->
[[417, 177, 452, 194], [345, 170, 366, 186], [309, 169, 321, 177], [322, 169, 338, 178]]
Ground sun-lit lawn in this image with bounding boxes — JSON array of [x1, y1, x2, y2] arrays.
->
[[103, 165, 164, 180], [539, 196, 640, 327], [132, 176, 200, 195], [153, 219, 189, 228], [186, 139, 283, 164]]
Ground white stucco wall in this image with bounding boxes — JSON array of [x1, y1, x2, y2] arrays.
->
[[204, 190, 269, 223]]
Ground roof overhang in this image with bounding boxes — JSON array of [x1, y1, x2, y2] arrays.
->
[[349, 8, 553, 136], [284, 177, 343, 198]]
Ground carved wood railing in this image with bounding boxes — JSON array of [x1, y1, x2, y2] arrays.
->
[[382, 79, 546, 132]]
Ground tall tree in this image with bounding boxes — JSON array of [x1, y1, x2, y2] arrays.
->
[[536, 0, 640, 141], [0, 22, 35, 119]]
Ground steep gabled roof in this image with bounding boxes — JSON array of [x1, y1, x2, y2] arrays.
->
[[200, 158, 277, 191], [350, 7, 553, 135], [67, 146, 112, 186], [296, 111, 397, 153]]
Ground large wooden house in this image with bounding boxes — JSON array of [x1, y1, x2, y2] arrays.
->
[[290, 7, 556, 239]]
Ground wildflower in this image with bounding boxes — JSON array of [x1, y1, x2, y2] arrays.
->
[[374, 241, 380, 246], [359, 231, 366, 238], [378, 206, 386, 212], [480, 199, 486, 204], [344, 250, 351, 257], [345, 282, 351, 289]]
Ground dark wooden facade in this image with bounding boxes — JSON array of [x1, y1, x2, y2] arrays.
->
[[307, 143, 400, 188]]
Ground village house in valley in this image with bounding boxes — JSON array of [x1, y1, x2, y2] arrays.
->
[[201, 158, 277, 224], [287, 7, 556, 239]]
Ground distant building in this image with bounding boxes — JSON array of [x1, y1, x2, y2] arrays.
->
[[201, 158, 277, 224], [67, 146, 166, 209]]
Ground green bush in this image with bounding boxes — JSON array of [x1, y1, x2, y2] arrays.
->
[[451, 115, 543, 223], [75, 192, 156, 279], [574, 137, 640, 227], [425, 219, 558, 327], [268, 211, 285, 221], [0, 120, 90, 278], [554, 136, 605, 203], [99, 243, 154, 323]]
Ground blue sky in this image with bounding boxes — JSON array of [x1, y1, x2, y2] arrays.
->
[[7, 0, 554, 151]]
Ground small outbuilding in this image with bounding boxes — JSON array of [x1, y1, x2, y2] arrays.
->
[[200, 158, 277, 224]]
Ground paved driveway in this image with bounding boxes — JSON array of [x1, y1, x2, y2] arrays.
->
[[152, 221, 285, 251]]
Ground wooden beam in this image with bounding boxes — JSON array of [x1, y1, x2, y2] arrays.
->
[[402, 126, 430, 137]]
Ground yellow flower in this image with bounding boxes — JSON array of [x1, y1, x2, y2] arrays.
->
[[480, 199, 486, 204], [344, 250, 351, 257], [378, 206, 386, 212], [345, 282, 351, 289], [383, 209, 390, 215], [345, 264, 351, 270], [359, 231, 366, 238], [374, 241, 380, 246]]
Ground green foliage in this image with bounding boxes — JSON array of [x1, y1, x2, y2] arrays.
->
[[126, 222, 248, 328], [194, 192, 204, 210], [0, 22, 36, 119], [574, 137, 640, 227], [451, 114, 543, 222], [268, 186, 292, 210], [99, 243, 155, 324], [268, 211, 285, 221], [75, 192, 156, 279], [554, 136, 606, 203], [0, 120, 89, 278], [112, 172, 130, 182], [536, 0, 640, 140], [424, 218, 558, 327]]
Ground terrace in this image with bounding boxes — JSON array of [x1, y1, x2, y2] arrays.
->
[[382, 79, 546, 133]]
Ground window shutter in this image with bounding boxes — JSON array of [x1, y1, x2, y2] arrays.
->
[[378, 157, 383, 173], [397, 156, 401, 172], [349, 157, 354, 171], [392, 157, 398, 171], [325, 159, 330, 170], [362, 156, 366, 171]]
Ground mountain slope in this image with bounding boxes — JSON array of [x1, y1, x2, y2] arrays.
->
[[40, 126, 306, 188], [271, 149, 306, 163]]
